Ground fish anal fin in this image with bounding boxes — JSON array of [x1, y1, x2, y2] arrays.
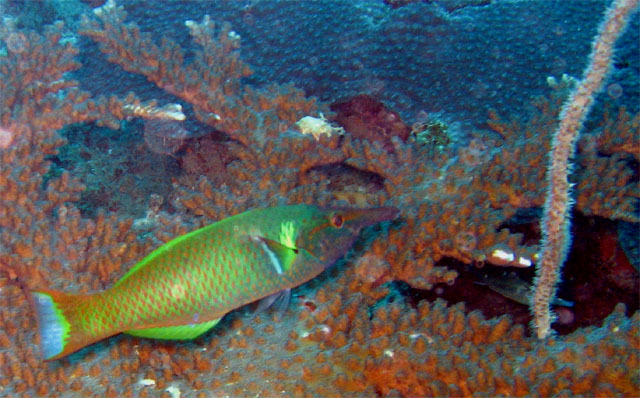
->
[[124, 318, 221, 340]]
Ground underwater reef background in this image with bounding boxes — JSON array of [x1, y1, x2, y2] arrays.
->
[[0, 0, 638, 396]]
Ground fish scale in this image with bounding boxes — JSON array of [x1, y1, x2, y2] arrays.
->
[[31, 204, 398, 360]]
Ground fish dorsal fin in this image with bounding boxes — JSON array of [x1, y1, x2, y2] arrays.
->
[[252, 236, 298, 275], [124, 318, 221, 340]]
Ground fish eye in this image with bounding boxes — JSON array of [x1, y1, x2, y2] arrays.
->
[[331, 213, 343, 228]]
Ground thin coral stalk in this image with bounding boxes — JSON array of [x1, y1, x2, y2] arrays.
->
[[533, 0, 639, 339]]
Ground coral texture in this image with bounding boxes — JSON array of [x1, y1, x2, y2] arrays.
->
[[0, 0, 637, 396]]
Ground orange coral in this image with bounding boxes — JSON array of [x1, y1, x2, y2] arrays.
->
[[0, 1, 637, 397]]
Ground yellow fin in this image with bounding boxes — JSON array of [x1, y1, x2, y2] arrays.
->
[[124, 318, 221, 340]]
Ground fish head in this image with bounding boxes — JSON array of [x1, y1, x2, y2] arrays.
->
[[294, 205, 399, 268]]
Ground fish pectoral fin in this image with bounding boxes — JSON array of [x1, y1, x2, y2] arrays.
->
[[250, 236, 298, 274], [256, 289, 291, 320], [124, 318, 222, 340]]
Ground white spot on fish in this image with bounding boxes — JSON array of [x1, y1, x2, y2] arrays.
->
[[170, 283, 185, 299], [491, 249, 514, 262], [517, 257, 532, 267]]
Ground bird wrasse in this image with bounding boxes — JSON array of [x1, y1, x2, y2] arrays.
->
[[31, 204, 398, 360]]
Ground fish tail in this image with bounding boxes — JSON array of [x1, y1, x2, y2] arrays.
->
[[31, 289, 107, 360]]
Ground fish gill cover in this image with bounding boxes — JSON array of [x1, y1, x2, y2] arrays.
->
[[0, 0, 638, 397]]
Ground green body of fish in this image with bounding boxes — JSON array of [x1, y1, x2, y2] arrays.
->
[[32, 204, 398, 360]]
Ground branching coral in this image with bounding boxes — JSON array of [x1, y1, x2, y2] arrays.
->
[[0, 0, 637, 396]]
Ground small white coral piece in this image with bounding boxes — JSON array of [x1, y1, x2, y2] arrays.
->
[[166, 385, 181, 398], [295, 113, 344, 140]]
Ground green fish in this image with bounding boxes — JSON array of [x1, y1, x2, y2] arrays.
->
[[32, 204, 398, 360]]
